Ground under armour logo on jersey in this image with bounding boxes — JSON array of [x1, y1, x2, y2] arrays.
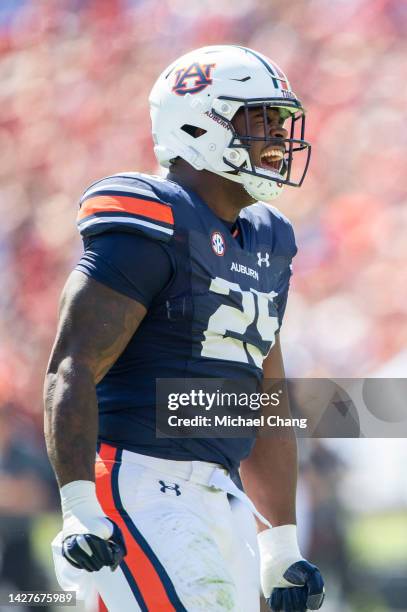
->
[[257, 252, 270, 267], [159, 480, 181, 496], [172, 62, 216, 96]]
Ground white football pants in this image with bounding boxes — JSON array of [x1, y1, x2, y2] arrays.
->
[[92, 443, 261, 611]]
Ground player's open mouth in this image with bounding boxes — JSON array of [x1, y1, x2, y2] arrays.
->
[[259, 147, 285, 171]]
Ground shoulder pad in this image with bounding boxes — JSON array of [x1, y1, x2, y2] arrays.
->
[[246, 203, 297, 258], [77, 173, 174, 243]]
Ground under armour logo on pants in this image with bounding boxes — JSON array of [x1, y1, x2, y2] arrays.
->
[[159, 480, 181, 496]]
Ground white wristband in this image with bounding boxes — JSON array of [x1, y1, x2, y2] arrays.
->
[[258, 525, 303, 595], [60, 480, 112, 540], [60, 480, 100, 516]]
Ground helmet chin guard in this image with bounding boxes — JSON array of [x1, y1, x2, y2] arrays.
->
[[149, 45, 311, 202], [211, 165, 284, 201], [240, 168, 285, 201]]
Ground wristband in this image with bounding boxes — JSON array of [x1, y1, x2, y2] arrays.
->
[[258, 525, 303, 594], [60, 480, 112, 539]]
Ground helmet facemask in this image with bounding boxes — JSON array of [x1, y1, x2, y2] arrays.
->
[[212, 97, 311, 202]]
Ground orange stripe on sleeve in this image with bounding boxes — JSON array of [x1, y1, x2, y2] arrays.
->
[[78, 195, 174, 225], [96, 443, 176, 612]]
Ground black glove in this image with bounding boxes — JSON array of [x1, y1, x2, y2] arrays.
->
[[62, 518, 127, 572], [266, 560, 325, 611]]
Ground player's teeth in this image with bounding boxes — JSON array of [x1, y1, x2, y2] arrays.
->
[[262, 149, 284, 159]]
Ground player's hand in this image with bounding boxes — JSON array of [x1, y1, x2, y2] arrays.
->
[[62, 517, 126, 572], [60, 480, 127, 572], [265, 560, 325, 611], [259, 526, 325, 612]]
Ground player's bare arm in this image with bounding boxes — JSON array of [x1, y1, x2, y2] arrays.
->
[[44, 270, 146, 487], [44, 271, 146, 574], [240, 336, 324, 610], [240, 335, 297, 529]]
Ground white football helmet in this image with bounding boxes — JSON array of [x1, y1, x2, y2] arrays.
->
[[149, 45, 311, 202]]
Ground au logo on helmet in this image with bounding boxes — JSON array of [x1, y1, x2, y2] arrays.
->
[[172, 62, 216, 96]]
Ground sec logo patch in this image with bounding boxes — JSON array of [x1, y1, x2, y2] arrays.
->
[[211, 231, 226, 256]]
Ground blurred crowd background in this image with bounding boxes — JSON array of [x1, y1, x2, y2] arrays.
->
[[0, 0, 406, 610]]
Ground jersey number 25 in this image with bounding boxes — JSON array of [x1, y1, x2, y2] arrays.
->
[[201, 276, 279, 368]]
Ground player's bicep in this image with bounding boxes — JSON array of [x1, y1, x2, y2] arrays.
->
[[48, 270, 146, 383]]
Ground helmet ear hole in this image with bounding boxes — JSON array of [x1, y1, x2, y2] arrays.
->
[[181, 124, 207, 138]]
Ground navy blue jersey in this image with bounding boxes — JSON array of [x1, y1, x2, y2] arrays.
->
[[78, 232, 173, 308], [76, 173, 297, 472]]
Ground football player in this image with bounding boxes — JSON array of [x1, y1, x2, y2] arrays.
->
[[45, 45, 325, 611]]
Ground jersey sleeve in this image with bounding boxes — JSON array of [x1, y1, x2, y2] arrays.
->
[[266, 206, 297, 333], [76, 174, 174, 242], [76, 232, 174, 308], [274, 264, 292, 332]]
